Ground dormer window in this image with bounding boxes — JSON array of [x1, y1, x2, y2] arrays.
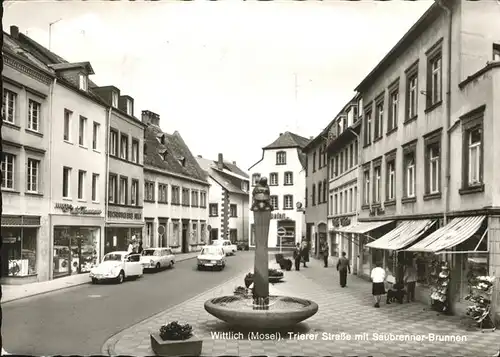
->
[[79, 74, 88, 91], [126, 99, 133, 116], [494, 43, 500, 61], [178, 157, 186, 167], [157, 134, 165, 145], [160, 149, 168, 161], [112, 92, 119, 108]]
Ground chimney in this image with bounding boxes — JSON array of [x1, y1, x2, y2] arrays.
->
[[10, 26, 19, 39], [217, 153, 224, 170], [141, 110, 160, 126], [232, 161, 236, 165]]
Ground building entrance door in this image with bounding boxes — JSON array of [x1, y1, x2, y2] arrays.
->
[[182, 222, 188, 253]]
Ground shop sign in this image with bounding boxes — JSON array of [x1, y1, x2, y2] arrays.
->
[[296, 202, 304, 212], [54, 203, 102, 215], [108, 210, 142, 220], [271, 213, 291, 220]]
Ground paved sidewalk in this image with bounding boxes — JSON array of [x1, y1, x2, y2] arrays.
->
[[1, 251, 199, 303], [103, 257, 499, 357]]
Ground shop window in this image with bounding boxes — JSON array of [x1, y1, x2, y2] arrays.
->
[[3, 227, 37, 277]]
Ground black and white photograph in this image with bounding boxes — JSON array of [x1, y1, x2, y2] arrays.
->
[[1, 0, 500, 356]]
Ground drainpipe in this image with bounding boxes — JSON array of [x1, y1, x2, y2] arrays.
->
[[48, 77, 57, 280], [348, 125, 362, 275], [104, 106, 112, 254]]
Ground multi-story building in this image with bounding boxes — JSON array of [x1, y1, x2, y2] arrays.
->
[[9, 26, 109, 281], [142, 110, 209, 253], [92, 86, 146, 254], [354, 0, 500, 319], [248, 132, 309, 251], [1, 29, 54, 283], [196, 154, 250, 244]]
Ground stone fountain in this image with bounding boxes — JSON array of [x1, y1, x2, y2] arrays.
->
[[204, 177, 318, 329]]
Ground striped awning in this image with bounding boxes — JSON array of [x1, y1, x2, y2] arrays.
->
[[335, 220, 393, 234], [405, 216, 486, 253], [366, 219, 436, 250]]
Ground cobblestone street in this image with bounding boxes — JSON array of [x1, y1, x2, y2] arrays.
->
[[103, 256, 499, 357]]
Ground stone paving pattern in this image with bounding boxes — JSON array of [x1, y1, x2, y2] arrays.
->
[[103, 257, 500, 357]]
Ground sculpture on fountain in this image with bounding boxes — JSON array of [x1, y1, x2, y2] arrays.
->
[[204, 176, 318, 329]]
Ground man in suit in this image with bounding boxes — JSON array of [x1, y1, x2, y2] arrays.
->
[[321, 240, 329, 268], [336, 251, 351, 288], [293, 243, 302, 271]]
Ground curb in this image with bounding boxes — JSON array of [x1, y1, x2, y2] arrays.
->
[[1, 256, 197, 304], [101, 265, 252, 356]]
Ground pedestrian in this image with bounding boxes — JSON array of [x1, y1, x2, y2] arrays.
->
[[127, 240, 134, 253], [301, 240, 309, 268], [137, 241, 144, 254], [293, 243, 301, 271], [321, 240, 329, 268], [336, 251, 351, 287], [404, 260, 418, 303], [371, 261, 386, 308]]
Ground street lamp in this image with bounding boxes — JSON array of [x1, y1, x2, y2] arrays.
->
[[49, 18, 62, 51]]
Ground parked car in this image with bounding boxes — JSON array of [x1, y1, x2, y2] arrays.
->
[[89, 251, 143, 284], [237, 241, 249, 251], [197, 246, 226, 270], [212, 239, 237, 256], [140, 247, 175, 270]]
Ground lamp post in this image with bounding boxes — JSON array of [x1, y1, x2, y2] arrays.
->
[[49, 18, 62, 51]]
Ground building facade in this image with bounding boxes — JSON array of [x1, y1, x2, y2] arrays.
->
[[92, 86, 146, 254], [248, 132, 309, 251], [142, 110, 209, 253], [196, 154, 250, 244], [354, 0, 500, 320]]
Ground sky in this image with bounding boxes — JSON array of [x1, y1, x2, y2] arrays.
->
[[4, 0, 432, 171]]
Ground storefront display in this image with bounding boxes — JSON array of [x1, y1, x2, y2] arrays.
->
[[105, 227, 143, 254], [361, 236, 371, 276], [2, 227, 37, 277], [430, 260, 451, 314], [53, 226, 100, 279], [465, 275, 496, 331]]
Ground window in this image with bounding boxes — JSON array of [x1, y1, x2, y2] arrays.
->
[[305, 188, 308, 208], [276, 151, 286, 165], [329, 194, 333, 215], [63, 167, 72, 198], [79, 74, 88, 91], [92, 122, 100, 150], [131, 180, 139, 206], [334, 155, 339, 176], [363, 168, 370, 205], [312, 184, 316, 206], [158, 183, 168, 203], [119, 177, 127, 204], [270, 173, 278, 186], [305, 157, 309, 177], [318, 147, 322, 168], [144, 181, 155, 202], [349, 143, 354, 168], [494, 44, 500, 61], [339, 153, 344, 175], [364, 110, 372, 146], [373, 165, 381, 203], [2, 89, 17, 123], [26, 158, 40, 193], [230, 204, 237, 217], [209, 203, 218, 216], [284, 195, 293, 209], [386, 160, 396, 201], [79, 116, 87, 146], [313, 151, 317, 172], [28, 99, 41, 132], [191, 190, 199, 207], [1, 153, 15, 189], [323, 179, 327, 203], [112, 92, 119, 108], [3, 227, 38, 276], [171, 186, 180, 204], [427, 49, 442, 107], [126, 99, 133, 116], [349, 188, 353, 212], [344, 150, 348, 172], [182, 188, 190, 206], [131, 139, 139, 163], [334, 194, 338, 215], [318, 181, 322, 204], [200, 191, 207, 207], [269, 195, 278, 210], [424, 133, 441, 195], [241, 181, 249, 192], [77, 170, 86, 200], [374, 101, 384, 139], [108, 174, 118, 203], [339, 192, 343, 214], [252, 174, 261, 186], [354, 187, 357, 211], [284, 172, 293, 185], [406, 68, 418, 120], [64, 110, 72, 141], [404, 152, 416, 198], [120, 134, 128, 160], [388, 89, 399, 132], [354, 140, 358, 165], [466, 126, 483, 186], [92, 173, 99, 202]]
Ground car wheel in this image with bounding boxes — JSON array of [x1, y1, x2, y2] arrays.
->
[[117, 271, 124, 284], [156, 262, 161, 270], [91, 278, 98, 284], [169, 260, 174, 269]]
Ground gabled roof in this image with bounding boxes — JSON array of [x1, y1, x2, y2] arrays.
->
[[144, 124, 208, 184], [195, 157, 248, 195], [263, 131, 311, 150], [2, 32, 55, 75]]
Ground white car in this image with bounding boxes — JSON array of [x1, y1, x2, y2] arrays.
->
[[89, 251, 143, 284], [197, 246, 226, 270], [140, 247, 175, 270], [212, 239, 237, 256]]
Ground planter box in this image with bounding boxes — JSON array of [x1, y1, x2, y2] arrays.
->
[[150, 332, 202, 357]]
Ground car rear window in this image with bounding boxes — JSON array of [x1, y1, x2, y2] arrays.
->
[[142, 249, 156, 256]]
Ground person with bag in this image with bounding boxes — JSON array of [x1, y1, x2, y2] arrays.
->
[[370, 261, 386, 308], [293, 243, 302, 271]]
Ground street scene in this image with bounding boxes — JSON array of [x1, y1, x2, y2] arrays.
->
[[2, 0, 500, 356]]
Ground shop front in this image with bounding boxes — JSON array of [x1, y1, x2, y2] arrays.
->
[[276, 219, 297, 249], [105, 206, 144, 254]]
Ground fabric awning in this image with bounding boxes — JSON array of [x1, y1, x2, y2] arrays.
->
[[366, 219, 436, 250], [405, 216, 486, 253], [335, 220, 393, 234]]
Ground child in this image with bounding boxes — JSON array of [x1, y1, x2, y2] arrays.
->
[[386, 282, 406, 304]]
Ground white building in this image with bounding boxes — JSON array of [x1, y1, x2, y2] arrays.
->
[[196, 154, 250, 243], [248, 132, 310, 250]]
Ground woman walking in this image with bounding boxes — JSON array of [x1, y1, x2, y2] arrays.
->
[[301, 239, 309, 268], [371, 261, 386, 308]]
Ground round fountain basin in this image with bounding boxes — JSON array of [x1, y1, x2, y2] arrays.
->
[[204, 295, 318, 329]]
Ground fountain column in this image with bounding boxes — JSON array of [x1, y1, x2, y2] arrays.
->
[[251, 177, 273, 310]]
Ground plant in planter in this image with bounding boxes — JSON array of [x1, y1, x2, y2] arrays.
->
[[150, 321, 202, 356], [234, 286, 249, 297]]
